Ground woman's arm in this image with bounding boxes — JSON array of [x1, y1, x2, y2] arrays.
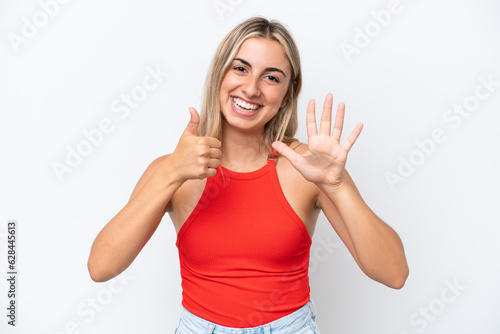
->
[[87, 155, 181, 282], [87, 108, 221, 282], [273, 94, 409, 289], [316, 170, 408, 289]]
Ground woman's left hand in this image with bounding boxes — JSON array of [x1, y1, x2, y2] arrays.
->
[[272, 93, 363, 189]]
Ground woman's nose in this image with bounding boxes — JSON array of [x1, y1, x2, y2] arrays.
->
[[241, 75, 261, 97]]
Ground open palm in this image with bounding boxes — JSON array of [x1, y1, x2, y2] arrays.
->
[[272, 93, 363, 188]]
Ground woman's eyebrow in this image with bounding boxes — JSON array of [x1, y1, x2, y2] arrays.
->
[[233, 58, 287, 78]]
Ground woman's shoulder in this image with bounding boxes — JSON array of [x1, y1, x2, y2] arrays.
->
[[276, 140, 309, 180], [287, 140, 308, 153], [275, 140, 321, 226]]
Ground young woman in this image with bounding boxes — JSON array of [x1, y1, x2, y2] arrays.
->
[[88, 17, 409, 333]]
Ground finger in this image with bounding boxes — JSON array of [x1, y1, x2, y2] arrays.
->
[[209, 137, 221, 148], [182, 107, 200, 137], [208, 158, 221, 168], [332, 102, 345, 143], [205, 137, 222, 149], [205, 167, 218, 178], [209, 148, 222, 159], [342, 122, 363, 152], [306, 99, 317, 139], [272, 141, 300, 167], [319, 93, 333, 136]]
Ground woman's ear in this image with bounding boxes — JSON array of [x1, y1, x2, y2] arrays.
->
[[280, 98, 287, 108]]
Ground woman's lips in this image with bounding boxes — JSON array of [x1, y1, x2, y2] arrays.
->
[[230, 96, 262, 117]]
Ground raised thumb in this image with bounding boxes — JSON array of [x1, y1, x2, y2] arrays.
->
[[182, 107, 200, 137]]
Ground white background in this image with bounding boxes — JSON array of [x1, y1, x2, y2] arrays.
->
[[1, 0, 499, 333]]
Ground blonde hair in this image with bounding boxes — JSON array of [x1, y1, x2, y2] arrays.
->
[[198, 17, 302, 149]]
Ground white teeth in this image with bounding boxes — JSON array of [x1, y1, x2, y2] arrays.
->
[[232, 97, 260, 111]]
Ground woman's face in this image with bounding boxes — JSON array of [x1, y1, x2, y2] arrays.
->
[[219, 37, 292, 136]]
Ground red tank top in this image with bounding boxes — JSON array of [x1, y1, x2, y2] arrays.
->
[[175, 156, 312, 328]]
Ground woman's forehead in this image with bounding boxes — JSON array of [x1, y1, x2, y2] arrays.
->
[[234, 37, 291, 75]]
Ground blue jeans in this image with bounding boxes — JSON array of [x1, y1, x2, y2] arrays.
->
[[174, 299, 320, 334]]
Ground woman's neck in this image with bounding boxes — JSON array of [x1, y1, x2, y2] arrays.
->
[[220, 123, 271, 172]]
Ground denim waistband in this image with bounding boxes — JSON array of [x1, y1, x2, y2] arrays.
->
[[178, 299, 318, 334]]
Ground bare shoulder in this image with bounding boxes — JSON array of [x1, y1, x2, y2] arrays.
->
[[171, 178, 206, 205], [276, 141, 322, 237], [276, 140, 306, 171], [276, 142, 320, 197], [280, 140, 314, 178]]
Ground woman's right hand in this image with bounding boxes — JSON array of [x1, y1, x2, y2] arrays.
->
[[87, 108, 221, 282], [168, 107, 222, 183]]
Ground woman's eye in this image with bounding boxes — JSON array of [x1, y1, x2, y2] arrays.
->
[[265, 75, 279, 83], [234, 66, 246, 72]]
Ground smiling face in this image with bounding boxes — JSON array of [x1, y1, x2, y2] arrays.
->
[[219, 37, 292, 136]]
